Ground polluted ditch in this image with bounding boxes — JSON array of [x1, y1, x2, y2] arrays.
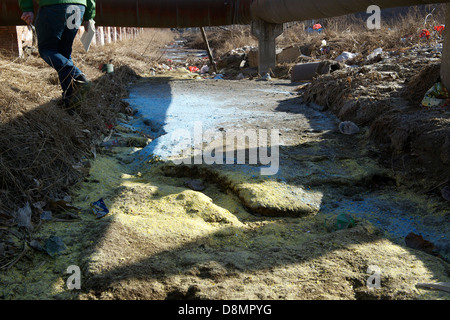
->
[[1, 27, 449, 300]]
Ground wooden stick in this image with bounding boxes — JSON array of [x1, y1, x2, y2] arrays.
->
[[416, 282, 450, 293], [200, 27, 218, 74], [0, 241, 28, 270]]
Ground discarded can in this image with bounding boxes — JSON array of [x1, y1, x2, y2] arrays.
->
[[335, 213, 356, 230], [90, 198, 109, 219], [101, 63, 114, 74], [324, 213, 356, 232]]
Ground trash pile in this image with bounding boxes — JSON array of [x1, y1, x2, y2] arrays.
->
[[422, 82, 450, 108], [299, 41, 449, 190]]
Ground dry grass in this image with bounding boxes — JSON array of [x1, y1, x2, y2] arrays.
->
[[0, 28, 175, 217], [185, 5, 446, 61], [185, 26, 257, 58]]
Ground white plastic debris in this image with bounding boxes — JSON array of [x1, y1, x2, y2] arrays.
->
[[261, 73, 271, 81], [16, 202, 33, 231], [200, 65, 209, 74], [335, 52, 358, 62], [367, 48, 383, 60]]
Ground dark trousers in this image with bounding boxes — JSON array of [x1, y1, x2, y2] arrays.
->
[[35, 4, 85, 100]]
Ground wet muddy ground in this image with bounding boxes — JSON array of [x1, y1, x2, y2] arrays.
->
[[2, 71, 448, 300]]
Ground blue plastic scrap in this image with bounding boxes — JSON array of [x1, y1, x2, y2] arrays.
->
[[90, 198, 110, 219]]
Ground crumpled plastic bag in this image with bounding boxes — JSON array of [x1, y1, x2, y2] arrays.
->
[[44, 236, 67, 257], [420, 29, 431, 39], [188, 66, 200, 73], [434, 25, 445, 36], [90, 198, 109, 219], [422, 82, 450, 108]]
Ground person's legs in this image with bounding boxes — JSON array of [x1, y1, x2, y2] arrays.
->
[[35, 4, 85, 102]]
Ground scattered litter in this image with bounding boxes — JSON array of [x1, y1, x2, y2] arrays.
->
[[188, 66, 200, 73], [335, 213, 356, 230], [367, 48, 383, 60], [236, 73, 245, 80], [213, 74, 224, 80], [312, 24, 323, 32], [324, 213, 356, 232], [160, 63, 170, 71], [44, 236, 66, 257], [313, 23, 323, 30], [185, 179, 206, 191], [90, 198, 110, 219], [40, 211, 52, 221], [416, 282, 450, 293], [421, 82, 450, 108], [16, 202, 33, 231], [339, 121, 360, 135], [101, 138, 120, 149], [101, 63, 114, 74], [401, 35, 413, 43], [335, 52, 358, 62], [419, 29, 431, 40], [434, 25, 445, 36], [261, 73, 271, 81], [405, 232, 435, 255], [200, 65, 209, 74]]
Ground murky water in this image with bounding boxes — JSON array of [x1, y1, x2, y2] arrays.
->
[[162, 39, 208, 64], [124, 78, 449, 262]]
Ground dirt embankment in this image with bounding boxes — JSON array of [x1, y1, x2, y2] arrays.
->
[[301, 48, 449, 192], [0, 29, 174, 215], [190, 23, 449, 194], [0, 29, 175, 273]]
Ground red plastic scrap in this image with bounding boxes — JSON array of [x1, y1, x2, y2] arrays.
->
[[420, 29, 431, 39], [434, 25, 445, 36], [188, 66, 200, 73], [313, 23, 322, 30]]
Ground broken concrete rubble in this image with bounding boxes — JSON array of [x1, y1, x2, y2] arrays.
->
[[291, 60, 343, 82]]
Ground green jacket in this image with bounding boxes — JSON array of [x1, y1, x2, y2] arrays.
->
[[19, 0, 96, 21]]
